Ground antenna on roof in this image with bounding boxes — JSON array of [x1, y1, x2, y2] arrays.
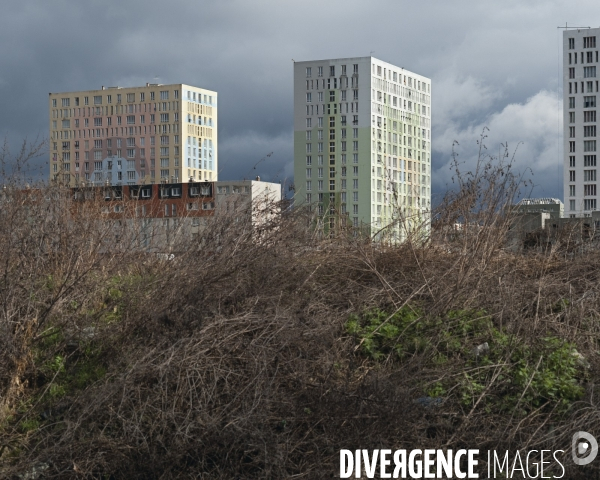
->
[[557, 22, 591, 29]]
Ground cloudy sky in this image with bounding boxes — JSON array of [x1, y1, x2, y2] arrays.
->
[[0, 0, 597, 201]]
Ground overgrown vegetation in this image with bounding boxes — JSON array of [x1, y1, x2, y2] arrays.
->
[[1, 137, 600, 478]]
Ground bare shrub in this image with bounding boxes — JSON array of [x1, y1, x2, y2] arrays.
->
[[0, 138, 599, 479]]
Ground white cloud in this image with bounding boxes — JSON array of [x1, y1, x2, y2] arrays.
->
[[433, 90, 563, 199]]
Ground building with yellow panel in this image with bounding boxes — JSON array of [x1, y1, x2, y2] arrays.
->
[[49, 83, 217, 186]]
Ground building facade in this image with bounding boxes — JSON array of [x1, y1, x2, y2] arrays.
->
[[293, 56, 431, 240], [49, 83, 217, 187], [564, 28, 600, 217]]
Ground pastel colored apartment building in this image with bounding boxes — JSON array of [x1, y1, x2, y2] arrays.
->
[[49, 83, 217, 187], [293, 56, 431, 240]]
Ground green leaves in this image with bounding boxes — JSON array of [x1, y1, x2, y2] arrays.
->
[[346, 307, 585, 414]]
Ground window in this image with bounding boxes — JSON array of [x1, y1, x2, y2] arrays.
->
[[584, 140, 597, 152], [585, 184, 597, 196], [569, 37, 575, 49], [584, 155, 597, 166], [585, 126, 597, 137], [569, 126, 576, 138], [570, 156, 576, 167], [306, 92, 312, 103], [306, 168, 312, 178], [160, 113, 169, 122], [569, 112, 576, 123], [318, 66, 323, 77], [306, 67, 312, 77], [329, 167, 335, 178], [584, 36, 596, 48], [585, 66, 597, 78], [569, 67, 575, 79], [306, 118, 312, 128], [570, 185, 576, 196], [318, 91, 323, 102], [353, 166, 358, 176], [329, 66, 335, 77], [570, 97, 575, 108], [93, 95, 102, 105], [584, 96, 597, 108], [127, 149, 135, 158], [329, 142, 335, 153], [570, 170, 576, 181], [570, 141, 576, 152], [306, 143, 312, 153], [329, 90, 335, 101], [585, 111, 597, 122], [329, 180, 335, 190], [306, 181, 312, 191], [353, 64, 358, 74], [585, 199, 597, 210], [94, 140, 102, 149], [306, 155, 312, 165], [127, 115, 135, 124], [318, 167, 323, 178], [584, 170, 596, 181], [160, 91, 169, 100]]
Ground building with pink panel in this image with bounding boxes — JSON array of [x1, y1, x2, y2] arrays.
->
[[49, 83, 217, 186]]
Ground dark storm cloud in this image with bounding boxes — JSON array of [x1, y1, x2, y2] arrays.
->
[[0, 0, 598, 199]]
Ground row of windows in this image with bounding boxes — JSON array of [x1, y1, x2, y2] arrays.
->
[[306, 180, 359, 191], [568, 82, 599, 94], [305, 103, 359, 116], [568, 111, 597, 123], [305, 166, 359, 178], [306, 116, 359, 128], [568, 96, 597, 108], [568, 51, 599, 65], [51, 113, 179, 129], [568, 140, 597, 152], [569, 169, 597, 181], [306, 155, 359, 165], [185, 91, 214, 104], [568, 66, 597, 77], [568, 36, 597, 50], [569, 199, 597, 211], [569, 155, 597, 167], [52, 90, 178, 108], [568, 125, 597, 137], [55, 135, 181, 152], [306, 64, 359, 78], [306, 90, 359, 102], [305, 64, 429, 92], [306, 128, 359, 140], [568, 184, 597, 196], [306, 141, 359, 153]]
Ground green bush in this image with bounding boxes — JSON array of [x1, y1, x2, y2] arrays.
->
[[346, 308, 585, 414]]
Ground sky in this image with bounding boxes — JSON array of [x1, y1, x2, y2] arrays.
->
[[0, 0, 597, 202]]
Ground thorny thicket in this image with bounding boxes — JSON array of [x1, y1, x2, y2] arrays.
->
[[1, 136, 600, 479]]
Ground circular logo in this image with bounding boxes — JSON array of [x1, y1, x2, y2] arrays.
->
[[572, 431, 598, 466]]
